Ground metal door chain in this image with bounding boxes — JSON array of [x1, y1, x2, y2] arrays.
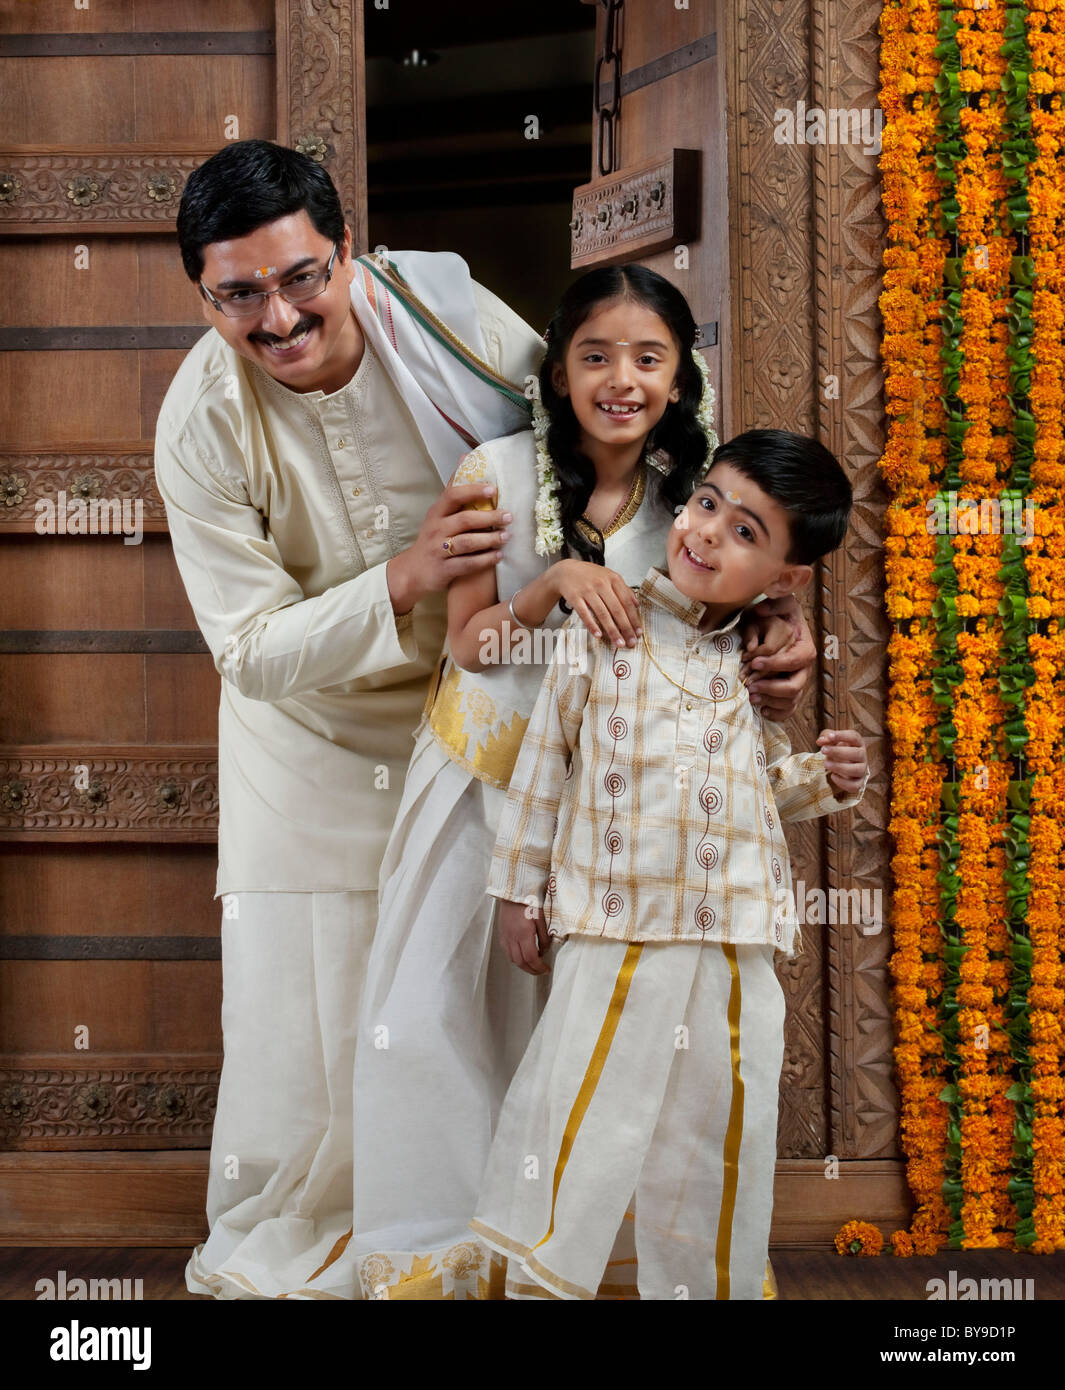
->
[[593, 0, 624, 177]]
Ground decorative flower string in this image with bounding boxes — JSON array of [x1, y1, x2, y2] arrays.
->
[[874, 0, 1065, 1258], [529, 347, 719, 557]]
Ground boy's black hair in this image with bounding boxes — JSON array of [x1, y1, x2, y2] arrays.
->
[[177, 140, 346, 282], [538, 264, 709, 575], [705, 428, 853, 565]]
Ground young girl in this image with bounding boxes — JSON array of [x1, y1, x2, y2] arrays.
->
[[351, 265, 815, 1299]]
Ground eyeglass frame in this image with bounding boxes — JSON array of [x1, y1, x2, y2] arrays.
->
[[199, 243, 340, 318]]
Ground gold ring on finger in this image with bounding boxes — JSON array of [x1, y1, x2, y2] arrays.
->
[[443, 536, 455, 556]]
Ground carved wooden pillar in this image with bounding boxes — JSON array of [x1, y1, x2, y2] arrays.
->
[[724, 0, 897, 1166]]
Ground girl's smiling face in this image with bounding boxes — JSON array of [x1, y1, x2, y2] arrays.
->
[[551, 298, 682, 454]]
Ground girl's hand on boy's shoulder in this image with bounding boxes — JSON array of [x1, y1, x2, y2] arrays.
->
[[498, 898, 552, 976], [550, 559, 642, 650], [817, 729, 868, 794]]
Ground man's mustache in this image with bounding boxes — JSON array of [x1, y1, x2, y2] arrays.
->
[[250, 315, 320, 344]]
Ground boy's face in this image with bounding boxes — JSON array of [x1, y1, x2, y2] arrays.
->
[[666, 462, 812, 624]]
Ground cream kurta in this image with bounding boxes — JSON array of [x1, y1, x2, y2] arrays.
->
[[153, 271, 545, 896]]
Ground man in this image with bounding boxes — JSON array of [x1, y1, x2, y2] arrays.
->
[[155, 139, 815, 1300]]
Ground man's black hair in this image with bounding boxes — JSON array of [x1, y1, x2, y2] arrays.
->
[[705, 429, 853, 565], [177, 140, 346, 282]]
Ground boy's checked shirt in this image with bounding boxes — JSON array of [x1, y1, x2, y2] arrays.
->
[[486, 565, 869, 958]]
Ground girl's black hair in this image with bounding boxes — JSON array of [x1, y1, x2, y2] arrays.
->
[[177, 140, 346, 282], [538, 264, 709, 587]]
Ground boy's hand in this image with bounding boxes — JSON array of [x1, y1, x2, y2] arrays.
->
[[739, 596, 816, 720], [551, 559, 643, 650], [498, 897, 552, 976], [817, 729, 868, 795]]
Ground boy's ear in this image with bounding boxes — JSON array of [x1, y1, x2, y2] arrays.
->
[[551, 363, 568, 398], [763, 563, 813, 600]]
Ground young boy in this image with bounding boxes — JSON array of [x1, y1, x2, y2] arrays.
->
[[470, 429, 869, 1300]]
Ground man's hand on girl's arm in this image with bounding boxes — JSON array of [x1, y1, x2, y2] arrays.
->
[[738, 594, 817, 720], [497, 898, 552, 976], [386, 480, 513, 616]]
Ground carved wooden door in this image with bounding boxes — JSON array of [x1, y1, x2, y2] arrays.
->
[[0, 0, 366, 1243], [572, 0, 906, 1240]]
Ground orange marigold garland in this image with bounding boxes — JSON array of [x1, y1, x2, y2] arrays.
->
[[880, 0, 1064, 1256]]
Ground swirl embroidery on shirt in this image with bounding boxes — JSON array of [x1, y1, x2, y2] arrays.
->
[[599, 652, 630, 931], [690, 631, 746, 934], [693, 718, 724, 935]]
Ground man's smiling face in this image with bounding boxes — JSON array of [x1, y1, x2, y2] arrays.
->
[[197, 209, 358, 394]]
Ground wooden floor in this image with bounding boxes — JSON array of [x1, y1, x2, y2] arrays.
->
[[2, 1246, 1064, 1300]]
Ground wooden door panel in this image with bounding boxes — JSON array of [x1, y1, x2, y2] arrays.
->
[[0, 354, 144, 445], [139, 240, 212, 322], [134, 0, 274, 28], [0, 655, 147, 742], [1, 61, 139, 145], [140, 350, 194, 437], [143, 540, 209, 626], [1, 844, 219, 936], [0, 2, 366, 1199], [1, 965, 221, 1057], [0, 1, 135, 32], [136, 59, 276, 143], [0, 0, 272, 34], [6, 238, 145, 323], [146, 659, 222, 745], [1, 539, 147, 628]]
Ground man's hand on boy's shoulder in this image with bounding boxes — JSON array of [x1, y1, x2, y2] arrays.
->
[[817, 729, 868, 796], [497, 897, 552, 976], [739, 595, 817, 720]]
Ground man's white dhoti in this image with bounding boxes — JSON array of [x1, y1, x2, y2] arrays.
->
[[471, 936, 785, 1301], [186, 891, 374, 1300]]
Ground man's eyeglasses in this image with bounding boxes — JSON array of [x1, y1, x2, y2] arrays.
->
[[200, 245, 339, 318]]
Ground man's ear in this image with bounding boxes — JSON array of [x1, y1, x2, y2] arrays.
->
[[551, 363, 568, 398], [763, 563, 813, 600], [339, 225, 356, 282]]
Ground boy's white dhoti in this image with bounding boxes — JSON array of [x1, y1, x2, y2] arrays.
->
[[471, 936, 785, 1301], [186, 891, 374, 1300]]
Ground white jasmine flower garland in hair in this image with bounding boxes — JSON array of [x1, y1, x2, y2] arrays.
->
[[690, 344, 719, 466], [531, 386, 565, 558], [531, 347, 719, 557]]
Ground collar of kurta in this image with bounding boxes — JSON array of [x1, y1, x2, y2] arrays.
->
[[638, 564, 768, 635]]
